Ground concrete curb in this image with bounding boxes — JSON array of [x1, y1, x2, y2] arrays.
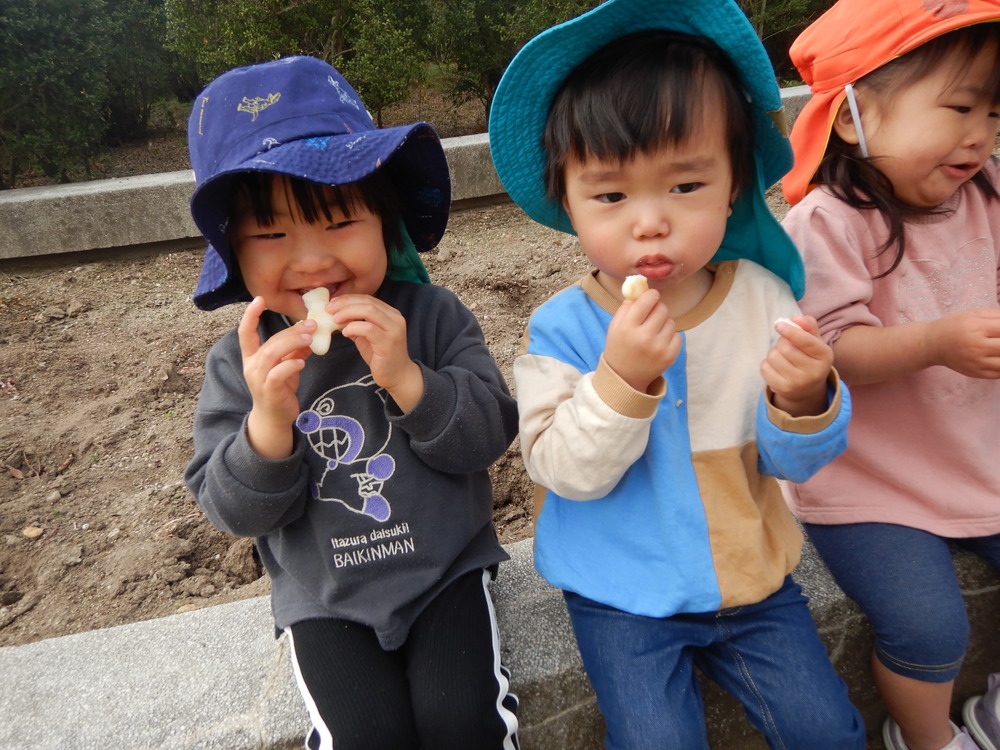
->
[[2, 536, 997, 749]]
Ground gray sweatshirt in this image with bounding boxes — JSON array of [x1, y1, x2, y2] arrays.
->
[[185, 281, 517, 649]]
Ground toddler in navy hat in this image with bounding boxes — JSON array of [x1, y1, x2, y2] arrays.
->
[[183, 56, 519, 749], [489, 0, 863, 746]]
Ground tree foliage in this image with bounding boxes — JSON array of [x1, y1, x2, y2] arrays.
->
[[738, 0, 834, 80], [335, 0, 430, 126], [164, 0, 428, 124], [1, 0, 837, 190], [428, 0, 600, 120], [0, 0, 110, 187], [104, 0, 174, 143]]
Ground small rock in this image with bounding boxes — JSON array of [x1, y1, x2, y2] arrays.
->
[[22, 526, 44, 540], [37, 307, 66, 321], [66, 300, 88, 317], [45, 490, 62, 503]]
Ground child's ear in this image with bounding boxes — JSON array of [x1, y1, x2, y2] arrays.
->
[[832, 99, 861, 146], [562, 195, 575, 225]]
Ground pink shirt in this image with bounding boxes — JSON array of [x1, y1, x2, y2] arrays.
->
[[782, 160, 1000, 537]]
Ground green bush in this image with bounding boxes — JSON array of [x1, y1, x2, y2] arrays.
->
[[0, 0, 110, 187], [429, 0, 600, 121], [105, 0, 174, 143], [739, 0, 834, 80], [164, 0, 428, 125]]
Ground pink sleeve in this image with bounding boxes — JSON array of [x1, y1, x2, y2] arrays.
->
[[782, 197, 883, 346]]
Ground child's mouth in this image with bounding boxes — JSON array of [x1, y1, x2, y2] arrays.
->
[[299, 282, 341, 297], [942, 162, 978, 180], [636, 258, 681, 280]]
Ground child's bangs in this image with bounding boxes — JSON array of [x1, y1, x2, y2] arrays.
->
[[229, 170, 404, 255], [573, 67, 715, 163], [544, 30, 754, 199], [233, 172, 368, 227]]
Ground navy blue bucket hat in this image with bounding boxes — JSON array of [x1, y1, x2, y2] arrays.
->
[[488, 0, 804, 298], [188, 56, 451, 310]]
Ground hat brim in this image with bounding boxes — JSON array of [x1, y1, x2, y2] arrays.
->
[[783, 89, 842, 206], [488, 0, 804, 297], [191, 122, 450, 310]]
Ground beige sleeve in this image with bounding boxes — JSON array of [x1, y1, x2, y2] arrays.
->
[[514, 352, 663, 500]]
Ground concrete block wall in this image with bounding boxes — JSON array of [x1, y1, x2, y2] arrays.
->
[[0, 133, 506, 262], [3, 85, 1000, 748]]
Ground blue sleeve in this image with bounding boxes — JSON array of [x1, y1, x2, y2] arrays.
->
[[756, 383, 852, 483]]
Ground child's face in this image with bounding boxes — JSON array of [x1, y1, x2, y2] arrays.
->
[[847, 41, 1000, 208], [230, 177, 388, 321], [561, 111, 734, 298]]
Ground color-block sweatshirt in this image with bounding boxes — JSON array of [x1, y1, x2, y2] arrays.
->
[[185, 281, 518, 649], [515, 261, 850, 617], [782, 160, 1000, 538]]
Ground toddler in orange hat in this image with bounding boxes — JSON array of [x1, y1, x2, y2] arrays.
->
[[780, 2, 1000, 750]]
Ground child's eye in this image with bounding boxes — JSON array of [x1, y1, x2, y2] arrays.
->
[[254, 232, 285, 240], [670, 183, 701, 194], [949, 105, 972, 114], [597, 192, 625, 204], [327, 220, 354, 230]]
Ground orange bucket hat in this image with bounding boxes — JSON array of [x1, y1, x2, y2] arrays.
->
[[782, 0, 1000, 206]]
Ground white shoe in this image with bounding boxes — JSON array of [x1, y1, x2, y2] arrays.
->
[[883, 716, 980, 750], [964, 673, 1000, 750]]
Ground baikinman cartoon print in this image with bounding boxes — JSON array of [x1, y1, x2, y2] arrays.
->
[[296, 376, 396, 522]]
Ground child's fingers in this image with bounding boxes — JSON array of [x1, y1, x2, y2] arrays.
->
[[619, 288, 663, 321], [243, 323, 315, 384], [237, 297, 268, 357], [774, 316, 830, 358]]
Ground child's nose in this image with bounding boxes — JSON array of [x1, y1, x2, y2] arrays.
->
[[967, 115, 998, 149], [633, 199, 670, 239], [291, 235, 336, 271]]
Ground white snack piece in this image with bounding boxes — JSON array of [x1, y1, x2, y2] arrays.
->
[[302, 287, 343, 355], [774, 316, 804, 331], [622, 274, 649, 300]]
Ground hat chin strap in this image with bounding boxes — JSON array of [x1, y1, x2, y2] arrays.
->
[[844, 83, 870, 159]]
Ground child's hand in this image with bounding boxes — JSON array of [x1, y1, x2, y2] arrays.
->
[[761, 315, 833, 417], [239, 296, 315, 459], [329, 294, 425, 412], [927, 309, 1000, 379], [605, 289, 682, 393]]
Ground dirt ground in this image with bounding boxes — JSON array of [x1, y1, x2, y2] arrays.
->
[[0, 198, 593, 647]]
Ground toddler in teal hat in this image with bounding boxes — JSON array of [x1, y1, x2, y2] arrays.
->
[[489, 0, 864, 747]]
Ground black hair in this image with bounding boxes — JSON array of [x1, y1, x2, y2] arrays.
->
[[814, 24, 1000, 278], [228, 168, 405, 256], [543, 29, 755, 202]]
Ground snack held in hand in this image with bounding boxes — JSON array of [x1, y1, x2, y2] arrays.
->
[[302, 287, 342, 355], [774, 317, 804, 331], [622, 275, 649, 300]]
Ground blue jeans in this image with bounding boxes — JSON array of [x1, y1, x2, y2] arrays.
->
[[563, 577, 864, 750], [805, 522, 1000, 683]]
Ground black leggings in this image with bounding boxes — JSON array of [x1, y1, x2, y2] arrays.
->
[[286, 569, 519, 750]]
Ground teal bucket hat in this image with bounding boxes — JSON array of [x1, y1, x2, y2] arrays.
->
[[488, 0, 804, 298]]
